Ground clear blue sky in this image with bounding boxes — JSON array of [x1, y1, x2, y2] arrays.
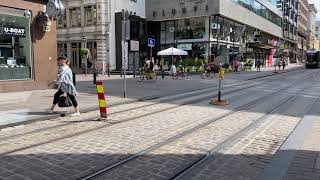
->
[[309, 0, 320, 20]]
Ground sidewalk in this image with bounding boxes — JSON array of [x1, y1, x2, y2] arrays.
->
[[0, 63, 303, 128]]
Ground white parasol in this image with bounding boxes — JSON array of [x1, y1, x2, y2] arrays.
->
[[157, 47, 188, 64]]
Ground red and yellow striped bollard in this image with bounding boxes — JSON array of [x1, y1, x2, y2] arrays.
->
[[96, 81, 107, 119]]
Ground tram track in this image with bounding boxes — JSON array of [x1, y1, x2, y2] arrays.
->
[[0, 70, 311, 158], [79, 74, 314, 180], [0, 68, 309, 143], [170, 85, 315, 180], [0, 80, 271, 155]]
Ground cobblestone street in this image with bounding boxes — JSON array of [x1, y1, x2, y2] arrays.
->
[[1, 69, 320, 180]]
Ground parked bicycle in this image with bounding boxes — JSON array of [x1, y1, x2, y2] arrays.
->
[[136, 68, 158, 82], [89, 63, 105, 77]]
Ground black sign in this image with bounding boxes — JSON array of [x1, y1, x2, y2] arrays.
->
[[2, 26, 26, 37]]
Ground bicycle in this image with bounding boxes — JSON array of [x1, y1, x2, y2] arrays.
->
[[136, 68, 158, 82], [201, 70, 215, 79], [171, 70, 186, 79], [89, 63, 105, 77]]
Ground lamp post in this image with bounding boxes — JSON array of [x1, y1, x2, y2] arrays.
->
[[82, 35, 88, 76], [122, 9, 130, 98]]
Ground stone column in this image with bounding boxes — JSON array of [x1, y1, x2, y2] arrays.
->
[[97, 35, 109, 73], [80, 5, 85, 27], [66, 8, 70, 28]]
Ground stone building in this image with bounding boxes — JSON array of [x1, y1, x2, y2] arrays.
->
[[297, 0, 309, 62], [307, 3, 318, 50], [57, 0, 146, 73]]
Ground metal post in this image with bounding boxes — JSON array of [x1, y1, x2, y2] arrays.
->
[[218, 78, 221, 101], [107, 64, 111, 77], [72, 72, 76, 86], [150, 46, 152, 60], [93, 72, 97, 84], [133, 52, 136, 78], [124, 69, 126, 98], [84, 38, 87, 77]]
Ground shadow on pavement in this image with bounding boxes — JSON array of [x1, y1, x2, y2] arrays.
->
[[0, 150, 319, 180]]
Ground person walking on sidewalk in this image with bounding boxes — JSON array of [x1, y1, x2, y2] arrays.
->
[[256, 59, 261, 72], [278, 58, 282, 70], [282, 60, 286, 70], [48, 56, 80, 116]]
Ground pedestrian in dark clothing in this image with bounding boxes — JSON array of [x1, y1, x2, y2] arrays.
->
[[48, 56, 80, 116], [256, 59, 261, 72], [278, 61, 281, 70], [282, 60, 286, 70]]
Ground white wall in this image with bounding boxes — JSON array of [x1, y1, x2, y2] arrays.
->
[[220, 0, 282, 38], [109, 0, 146, 70], [115, 0, 146, 18]]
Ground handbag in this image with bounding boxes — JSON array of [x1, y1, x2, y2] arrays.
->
[[58, 94, 73, 107]]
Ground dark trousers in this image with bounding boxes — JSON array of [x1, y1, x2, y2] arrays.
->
[[53, 89, 78, 107]]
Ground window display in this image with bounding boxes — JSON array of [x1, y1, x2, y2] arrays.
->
[[0, 13, 31, 80], [176, 17, 207, 40]]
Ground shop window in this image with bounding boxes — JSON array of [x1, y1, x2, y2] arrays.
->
[[70, 7, 81, 27], [160, 22, 166, 44], [221, 18, 233, 43], [86, 42, 97, 61], [84, 6, 97, 26], [57, 43, 67, 57], [130, 19, 139, 40], [0, 13, 31, 80], [176, 17, 207, 40], [211, 16, 220, 40], [165, 21, 175, 44]]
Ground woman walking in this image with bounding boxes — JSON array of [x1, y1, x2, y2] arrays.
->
[[48, 56, 80, 116]]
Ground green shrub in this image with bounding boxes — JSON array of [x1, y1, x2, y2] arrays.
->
[[223, 63, 230, 69], [80, 48, 89, 58]]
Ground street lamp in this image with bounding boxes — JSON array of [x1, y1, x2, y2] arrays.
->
[[82, 35, 88, 76]]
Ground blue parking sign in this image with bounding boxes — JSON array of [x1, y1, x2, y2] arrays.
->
[[148, 38, 155, 47]]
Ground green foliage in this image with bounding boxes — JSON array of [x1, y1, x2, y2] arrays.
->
[[180, 59, 189, 67], [196, 59, 203, 67], [197, 66, 204, 72], [189, 59, 196, 67], [223, 63, 230, 69], [80, 48, 89, 58]]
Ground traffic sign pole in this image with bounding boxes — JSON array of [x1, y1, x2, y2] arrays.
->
[[148, 38, 155, 62]]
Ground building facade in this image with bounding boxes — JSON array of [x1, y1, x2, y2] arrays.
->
[[314, 20, 320, 50], [146, 0, 284, 68], [278, 0, 299, 63], [57, 0, 109, 73], [57, 0, 146, 72], [297, 0, 309, 62], [0, 0, 58, 93], [307, 4, 318, 50]]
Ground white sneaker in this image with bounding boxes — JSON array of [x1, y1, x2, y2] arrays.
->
[[71, 112, 81, 117], [48, 109, 54, 114]]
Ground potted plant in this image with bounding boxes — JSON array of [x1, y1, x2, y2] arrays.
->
[[80, 48, 89, 58], [80, 48, 90, 66]]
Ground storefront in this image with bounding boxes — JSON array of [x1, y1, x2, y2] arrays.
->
[[0, 1, 58, 92], [151, 15, 279, 68], [0, 13, 31, 80]]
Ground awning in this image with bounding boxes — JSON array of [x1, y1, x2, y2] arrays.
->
[[247, 41, 275, 50]]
